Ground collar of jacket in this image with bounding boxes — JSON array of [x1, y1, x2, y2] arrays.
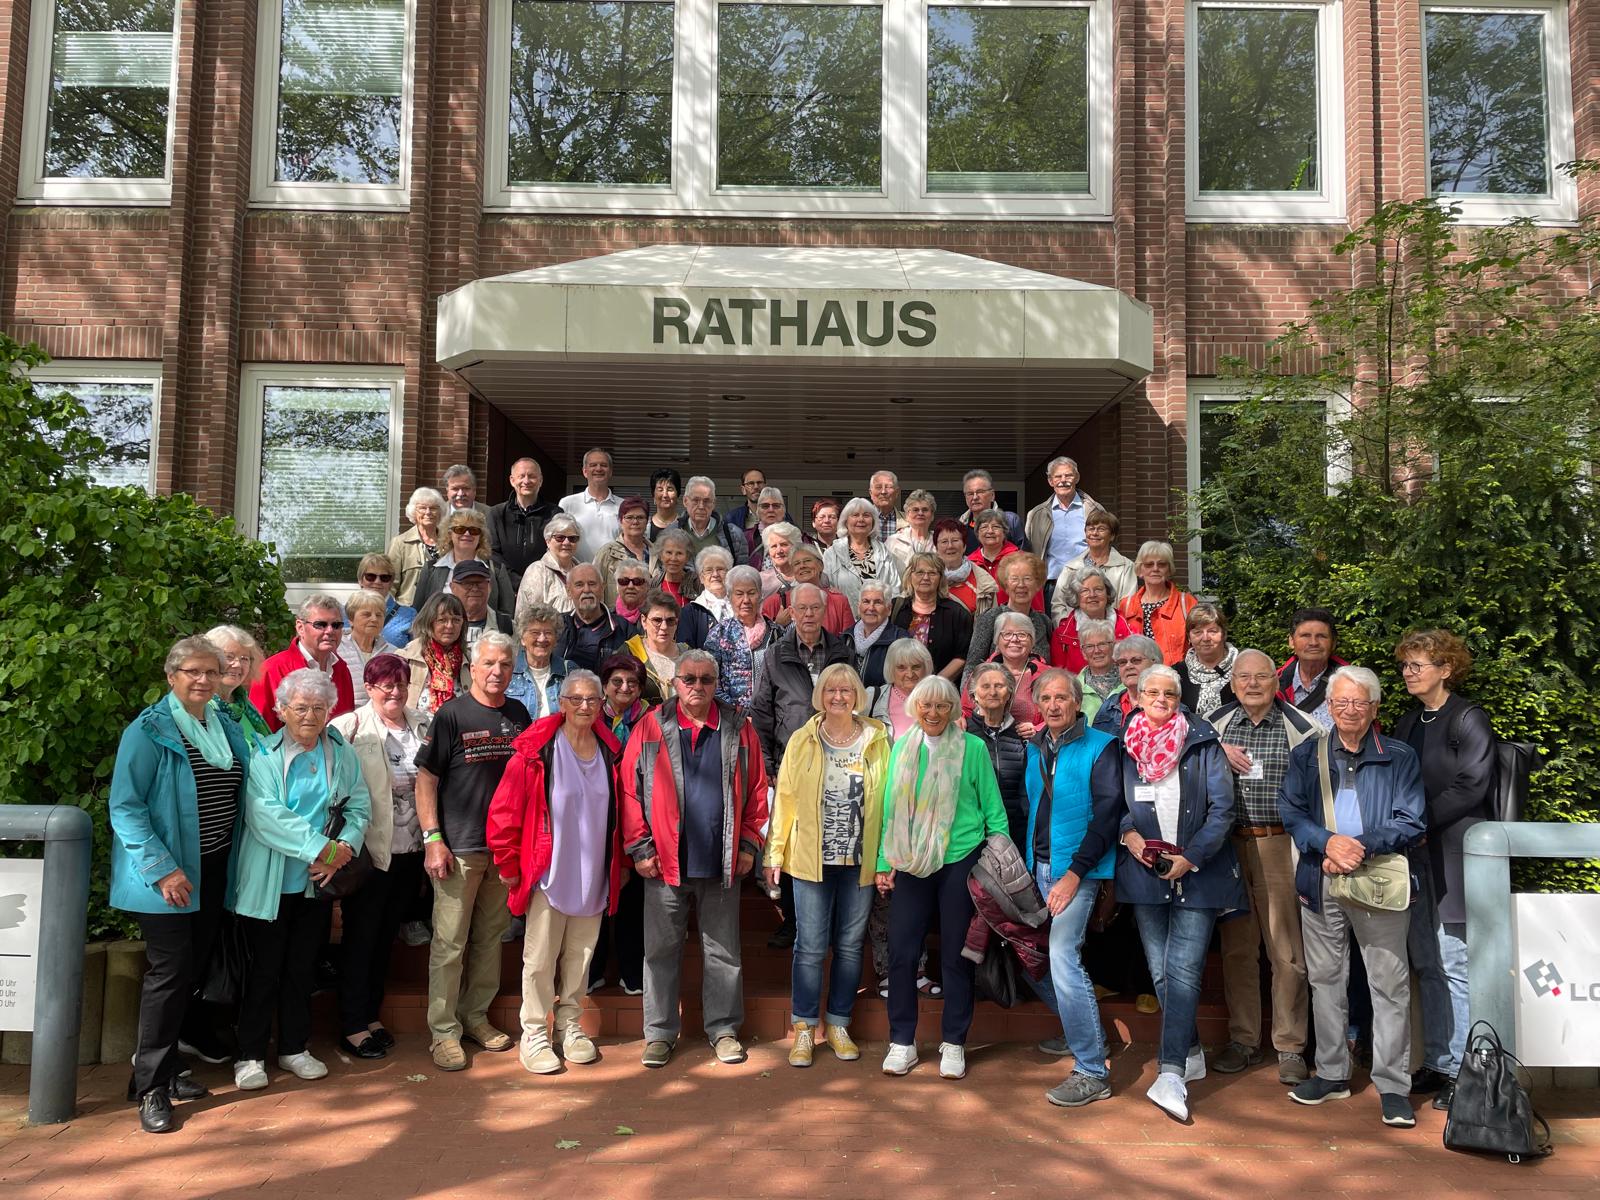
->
[[511, 710, 622, 763], [1331, 725, 1391, 764], [135, 698, 187, 755], [774, 626, 848, 665], [1212, 696, 1317, 735]]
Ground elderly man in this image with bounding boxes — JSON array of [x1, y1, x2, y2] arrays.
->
[[1280, 667, 1426, 1128], [250, 594, 356, 730], [957, 469, 1028, 553], [677, 475, 749, 565], [868, 469, 903, 543], [1024, 457, 1100, 610], [414, 632, 533, 1072], [1277, 608, 1347, 729], [450, 560, 512, 652], [442, 465, 491, 519], [557, 563, 637, 673], [489, 457, 559, 587], [621, 650, 768, 1068], [559, 447, 623, 562], [1090, 634, 1162, 734], [761, 543, 853, 634], [1208, 649, 1323, 1084]]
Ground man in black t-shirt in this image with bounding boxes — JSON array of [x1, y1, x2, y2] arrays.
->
[[414, 632, 530, 1071]]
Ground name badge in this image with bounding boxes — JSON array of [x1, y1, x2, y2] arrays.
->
[[1244, 759, 1265, 781], [1134, 785, 1157, 806]]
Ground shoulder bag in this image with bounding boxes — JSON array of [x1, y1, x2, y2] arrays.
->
[[1315, 737, 1409, 912]]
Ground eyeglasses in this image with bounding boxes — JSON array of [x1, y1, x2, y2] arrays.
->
[[1234, 673, 1277, 684], [645, 615, 678, 626], [998, 631, 1032, 642], [1113, 656, 1149, 667], [677, 673, 716, 686], [172, 667, 221, 681], [284, 704, 330, 719], [1142, 690, 1180, 701], [221, 652, 251, 667], [1400, 660, 1440, 674], [1329, 698, 1374, 711], [302, 619, 340, 631], [361, 572, 394, 583], [616, 577, 648, 587], [563, 695, 603, 707], [367, 680, 405, 693], [549, 534, 579, 544]]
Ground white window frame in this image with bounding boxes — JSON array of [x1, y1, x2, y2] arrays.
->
[[17, 0, 181, 204], [484, 0, 1113, 219], [1184, 0, 1346, 223], [250, 0, 417, 209], [1420, 0, 1576, 225], [234, 363, 405, 562], [27, 359, 163, 493]]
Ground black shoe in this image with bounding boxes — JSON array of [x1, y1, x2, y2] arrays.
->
[[139, 1088, 175, 1134], [368, 1026, 396, 1051], [168, 1073, 210, 1101], [767, 924, 796, 950], [1410, 1066, 1450, 1095], [1381, 1094, 1418, 1127], [1289, 1077, 1352, 1106], [340, 1035, 388, 1060], [1432, 1080, 1456, 1111]]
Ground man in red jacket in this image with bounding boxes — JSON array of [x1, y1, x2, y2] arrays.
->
[[249, 594, 356, 730], [620, 648, 768, 1070]]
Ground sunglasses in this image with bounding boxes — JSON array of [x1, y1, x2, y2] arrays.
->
[[361, 572, 394, 583], [302, 619, 340, 631], [676, 673, 716, 686], [549, 534, 580, 544], [616, 576, 648, 587]]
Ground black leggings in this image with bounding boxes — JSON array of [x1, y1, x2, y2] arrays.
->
[[337, 852, 424, 1035], [886, 846, 982, 1046]]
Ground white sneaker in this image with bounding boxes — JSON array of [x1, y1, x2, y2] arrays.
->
[[277, 1051, 329, 1080], [1147, 1070, 1189, 1122], [1183, 1047, 1207, 1083], [938, 1042, 966, 1080], [881, 1043, 919, 1075], [233, 1059, 269, 1090]]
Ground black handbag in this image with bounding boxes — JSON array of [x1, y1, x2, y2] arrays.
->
[[973, 940, 1024, 1008], [196, 912, 250, 1006], [314, 796, 376, 901], [1443, 1021, 1553, 1163]]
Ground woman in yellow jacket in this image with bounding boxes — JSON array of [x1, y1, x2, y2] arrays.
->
[[765, 663, 891, 1068]]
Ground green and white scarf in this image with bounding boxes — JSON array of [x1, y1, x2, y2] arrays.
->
[[167, 692, 235, 771], [880, 727, 965, 877]]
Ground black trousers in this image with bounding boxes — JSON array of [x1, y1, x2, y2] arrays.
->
[[589, 871, 645, 992], [337, 852, 424, 1036], [886, 846, 982, 1046], [237, 892, 325, 1060], [131, 847, 229, 1098]]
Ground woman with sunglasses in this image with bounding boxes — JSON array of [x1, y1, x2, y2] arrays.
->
[[516, 514, 583, 618], [354, 552, 416, 647], [414, 509, 517, 617]]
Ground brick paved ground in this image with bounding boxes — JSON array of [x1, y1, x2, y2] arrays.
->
[[3, 1034, 1598, 1200]]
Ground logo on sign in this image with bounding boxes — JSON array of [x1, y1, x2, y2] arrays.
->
[[1524, 958, 1564, 998]]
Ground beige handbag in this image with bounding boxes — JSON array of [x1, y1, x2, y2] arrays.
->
[[1315, 738, 1410, 912]]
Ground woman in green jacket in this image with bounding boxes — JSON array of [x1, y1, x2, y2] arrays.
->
[[766, 664, 891, 1068], [230, 669, 370, 1093], [874, 674, 1009, 1082]]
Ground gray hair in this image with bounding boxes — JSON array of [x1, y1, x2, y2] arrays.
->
[[297, 593, 344, 620], [973, 507, 1009, 533], [994, 610, 1035, 642], [684, 475, 717, 499], [582, 447, 614, 467], [764, 521, 801, 551], [1329, 665, 1382, 704], [904, 488, 937, 514], [839, 496, 879, 529], [1046, 456, 1080, 476], [165, 635, 224, 675], [1035, 667, 1083, 704], [726, 564, 763, 593], [275, 667, 338, 710], [544, 513, 581, 540], [870, 469, 899, 489], [568, 561, 603, 585], [757, 485, 785, 506], [695, 545, 733, 574], [1077, 617, 1116, 645], [1134, 540, 1176, 572], [515, 603, 563, 641], [442, 464, 476, 487], [1067, 568, 1114, 608], [790, 582, 826, 607], [962, 469, 994, 489], [473, 632, 516, 663], [1114, 635, 1162, 664], [653, 527, 693, 553], [967, 661, 1016, 701], [1233, 648, 1276, 674], [344, 588, 387, 618], [1136, 664, 1183, 694], [789, 542, 823, 565], [204, 625, 258, 658], [906, 673, 960, 713], [858, 580, 891, 603], [405, 486, 446, 522], [559, 669, 602, 698], [676, 648, 719, 678], [884, 637, 934, 678]]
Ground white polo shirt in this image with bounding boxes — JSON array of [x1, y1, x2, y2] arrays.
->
[[558, 488, 623, 562]]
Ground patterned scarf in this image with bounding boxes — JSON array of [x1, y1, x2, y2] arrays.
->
[[424, 638, 463, 713], [943, 560, 974, 586], [1183, 645, 1238, 716], [1122, 711, 1190, 783], [220, 695, 271, 751], [880, 727, 966, 877]]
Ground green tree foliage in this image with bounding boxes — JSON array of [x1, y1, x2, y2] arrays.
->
[[1192, 194, 1600, 890], [0, 336, 294, 935]]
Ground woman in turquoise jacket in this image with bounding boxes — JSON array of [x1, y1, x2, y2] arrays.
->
[[230, 668, 369, 1093], [109, 635, 252, 1134]]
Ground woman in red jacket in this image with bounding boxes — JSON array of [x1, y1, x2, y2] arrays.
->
[[1115, 541, 1197, 666]]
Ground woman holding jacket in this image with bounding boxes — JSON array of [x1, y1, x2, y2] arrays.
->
[[110, 636, 251, 1134], [766, 664, 891, 1068], [1114, 664, 1245, 1123]]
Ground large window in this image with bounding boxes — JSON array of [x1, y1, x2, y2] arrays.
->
[[1422, 1, 1575, 222], [29, 361, 161, 492], [485, 0, 1113, 217], [236, 366, 401, 584], [1184, 1, 1344, 221], [18, 0, 180, 203], [252, 0, 416, 207]]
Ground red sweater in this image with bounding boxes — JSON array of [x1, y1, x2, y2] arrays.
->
[[248, 643, 355, 731]]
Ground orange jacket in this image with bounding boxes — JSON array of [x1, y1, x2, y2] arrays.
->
[[1116, 586, 1198, 665]]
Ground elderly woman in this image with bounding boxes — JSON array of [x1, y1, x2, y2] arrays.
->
[[824, 496, 902, 613], [1280, 667, 1426, 1128], [851, 580, 910, 688], [388, 487, 447, 605], [886, 489, 938, 574], [763, 543, 854, 634], [757, 520, 802, 596], [595, 497, 653, 599], [206, 624, 271, 750], [649, 527, 700, 605], [625, 590, 690, 705], [612, 557, 651, 625], [935, 517, 997, 616], [1393, 630, 1493, 1110], [678, 545, 734, 648], [506, 604, 569, 720], [355, 552, 416, 646], [1116, 541, 1198, 666], [968, 508, 1022, 601], [876, 675, 1011, 1080], [414, 509, 516, 616], [747, 485, 790, 559], [806, 497, 841, 551], [967, 553, 1051, 668], [964, 662, 1030, 849], [867, 636, 934, 739], [111, 636, 251, 1133], [1050, 509, 1137, 620], [890, 551, 973, 681], [399, 592, 470, 717], [766, 664, 890, 1067], [337, 590, 399, 694], [645, 467, 684, 541], [1114, 664, 1244, 1123], [1094, 634, 1164, 734], [1075, 618, 1121, 724], [1051, 569, 1133, 673], [487, 670, 626, 1074], [963, 611, 1045, 735], [515, 513, 582, 619], [330, 654, 427, 1058], [232, 668, 371, 1092], [703, 564, 781, 710], [588, 654, 650, 996], [1173, 603, 1238, 718]]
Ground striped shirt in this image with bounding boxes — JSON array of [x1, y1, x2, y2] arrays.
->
[[182, 737, 242, 855]]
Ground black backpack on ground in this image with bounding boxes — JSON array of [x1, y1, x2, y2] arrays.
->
[[1442, 1021, 1553, 1163]]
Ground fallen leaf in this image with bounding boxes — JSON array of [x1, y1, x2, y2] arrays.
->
[[555, 1139, 581, 1151], [758, 1070, 772, 1078], [614, 1125, 635, 1136], [405, 1073, 428, 1083]]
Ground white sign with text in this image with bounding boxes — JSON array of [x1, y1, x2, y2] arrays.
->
[[1513, 893, 1600, 1066], [0, 858, 45, 1031]]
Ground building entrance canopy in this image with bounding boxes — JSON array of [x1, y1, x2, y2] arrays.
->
[[436, 246, 1152, 479]]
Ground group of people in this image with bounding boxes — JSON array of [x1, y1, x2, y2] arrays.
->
[[108, 453, 1495, 1140]]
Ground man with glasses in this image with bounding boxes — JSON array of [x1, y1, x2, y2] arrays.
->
[[868, 469, 903, 543], [956, 469, 1028, 553], [558, 564, 637, 674], [1091, 634, 1163, 735], [1024, 456, 1101, 612], [489, 457, 559, 588], [677, 475, 749, 566], [250, 593, 356, 731], [620, 649, 769, 1069], [1207, 649, 1324, 1084], [726, 467, 780, 536]]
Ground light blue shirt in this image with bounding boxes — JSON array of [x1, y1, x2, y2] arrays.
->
[[281, 741, 331, 894], [1045, 494, 1088, 578]]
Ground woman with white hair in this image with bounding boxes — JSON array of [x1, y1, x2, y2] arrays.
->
[[824, 496, 901, 613], [1113, 664, 1243, 1123], [875, 674, 1010, 1081], [962, 610, 1046, 735], [757, 520, 803, 598], [516, 512, 583, 618], [867, 637, 935, 739], [1115, 541, 1198, 666], [886, 488, 938, 574], [207, 624, 271, 749], [851, 580, 910, 688], [649, 526, 700, 606], [678, 544, 735, 648], [387, 486, 447, 605], [232, 668, 371, 1093], [702, 564, 782, 710]]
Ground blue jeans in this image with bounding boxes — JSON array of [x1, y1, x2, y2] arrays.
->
[[791, 867, 875, 1026], [1132, 902, 1219, 1075], [1040, 861, 1108, 1079], [1408, 860, 1469, 1077], [1024, 862, 1060, 1015]]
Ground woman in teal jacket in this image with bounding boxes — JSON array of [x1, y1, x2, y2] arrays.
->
[[874, 673, 1009, 1082], [230, 668, 369, 1093], [109, 635, 252, 1133]]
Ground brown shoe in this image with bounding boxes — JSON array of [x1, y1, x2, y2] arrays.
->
[[431, 1038, 467, 1071], [463, 1023, 514, 1052]]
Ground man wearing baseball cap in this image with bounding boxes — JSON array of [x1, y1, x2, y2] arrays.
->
[[450, 559, 511, 654]]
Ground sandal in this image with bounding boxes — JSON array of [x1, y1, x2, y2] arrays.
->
[[917, 975, 943, 998]]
